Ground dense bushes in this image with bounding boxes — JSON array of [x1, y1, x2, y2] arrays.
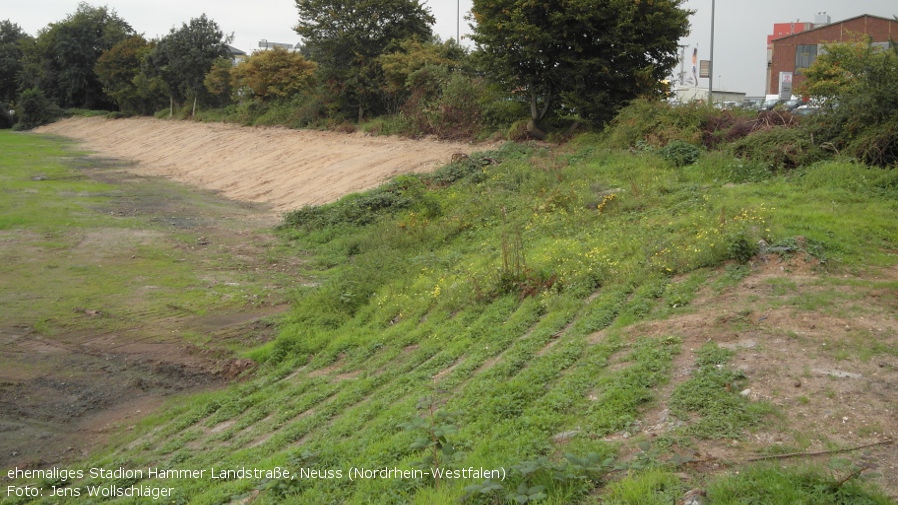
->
[[604, 99, 836, 171], [0, 108, 13, 129], [12, 88, 62, 130], [658, 140, 702, 167], [729, 126, 829, 169], [800, 39, 898, 167]]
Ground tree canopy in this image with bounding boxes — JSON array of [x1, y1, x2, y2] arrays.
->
[[0, 20, 31, 105], [470, 0, 691, 136], [230, 48, 318, 102], [294, 0, 435, 121], [800, 38, 898, 166], [147, 14, 231, 110], [18, 3, 133, 109]]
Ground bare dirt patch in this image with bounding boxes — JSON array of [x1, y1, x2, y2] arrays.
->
[[36, 117, 488, 213], [603, 256, 898, 497]]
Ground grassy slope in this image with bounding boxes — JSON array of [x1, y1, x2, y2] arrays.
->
[[4, 134, 898, 504]]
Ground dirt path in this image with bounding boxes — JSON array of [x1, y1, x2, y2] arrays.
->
[[37, 117, 484, 213]]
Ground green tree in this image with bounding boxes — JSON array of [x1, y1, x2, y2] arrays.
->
[[147, 14, 231, 114], [0, 20, 32, 106], [203, 57, 236, 102], [294, 0, 435, 122], [800, 38, 898, 166], [95, 35, 166, 114], [18, 3, 133, 109], [469, 0, 690, 137], [13, 87, 62, 130], [377, 37, 466, 111], [229, 48, 317, 102]]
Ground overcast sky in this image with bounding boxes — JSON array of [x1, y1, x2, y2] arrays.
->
[[4, 0, 896, 96]]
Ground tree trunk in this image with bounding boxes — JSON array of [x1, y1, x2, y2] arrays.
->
[[564, 121, 582, 137], [528, 87, 550, 140], [192, 96, 197, 118], [357, 104, 365, 124], [526, 119, 547, 140]]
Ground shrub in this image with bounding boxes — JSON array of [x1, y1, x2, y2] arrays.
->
[[800, 39, 898, 167], [601, 99, 705, 149], [281, 176, 435, 230], [847, 117, 898, 167], [12, 88, 62, 130], [729, 127, 830, 170], [403, 73, 490, 140], [482, 94, 528, 132], [0, 108, 13, 129], [506, 119, 530, 142], [659, 140, 702, 167], [428, 156, 490, 186]]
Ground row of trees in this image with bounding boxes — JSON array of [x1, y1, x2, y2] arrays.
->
[[3, 0, 695, 136], [1, 3, 231, 126]]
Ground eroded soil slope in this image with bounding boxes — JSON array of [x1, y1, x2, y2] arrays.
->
[[36, 117, 483, 212]]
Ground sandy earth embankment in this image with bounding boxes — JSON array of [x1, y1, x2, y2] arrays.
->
[[37, 116, 483, 212]]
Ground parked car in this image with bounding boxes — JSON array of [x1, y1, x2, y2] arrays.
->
[[783, 99, 803, 111], [742, 98, 762, 110], [793, 105, 820, 116], [759, 98, 782, 111]]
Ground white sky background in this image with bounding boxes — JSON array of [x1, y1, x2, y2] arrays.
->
[[1, 1, 475, 55], [3, 0, 896, 96]]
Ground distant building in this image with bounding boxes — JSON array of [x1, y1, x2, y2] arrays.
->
[[765, 13, 826, 94], [229, 45, 248, 65], [767, 14, 898, 95]]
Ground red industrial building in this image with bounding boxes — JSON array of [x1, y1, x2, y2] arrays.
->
[[767, 13, 898, 95]]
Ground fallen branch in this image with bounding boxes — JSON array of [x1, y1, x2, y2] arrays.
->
[[745, 439, 894, 462]]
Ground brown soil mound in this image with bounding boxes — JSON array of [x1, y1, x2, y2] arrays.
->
[[37, 117, 484, 212]]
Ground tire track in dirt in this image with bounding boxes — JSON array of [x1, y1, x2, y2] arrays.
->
[[37, 117, 488, 213]]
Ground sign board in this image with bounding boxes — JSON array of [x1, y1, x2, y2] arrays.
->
[[699, 60, 711, 79], [779, 72, 793, 100]]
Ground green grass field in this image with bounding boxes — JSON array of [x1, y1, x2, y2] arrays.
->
[[2, 131, 897, 504], [0, 131, 300, 335]]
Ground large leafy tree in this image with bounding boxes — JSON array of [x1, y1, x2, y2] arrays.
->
[[470, 0, 690, 136], [18, 3, 133, 109], [0, 20, 31, 106], [95, 35, 166, 114], [800, 38, 898, 166], [228, 48, 318, 102], [294, 0, 435, 121], [147, 14, 231, 113], [377, 38, 467, 107]]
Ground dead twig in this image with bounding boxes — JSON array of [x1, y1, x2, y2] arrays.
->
[[745, 439, 894, 462]]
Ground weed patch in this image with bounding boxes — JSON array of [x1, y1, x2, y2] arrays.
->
[[670, 344, 773, 439]]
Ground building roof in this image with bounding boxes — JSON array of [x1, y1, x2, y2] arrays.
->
[[228, 45, 247, 56], [770, 14, 897, 43]]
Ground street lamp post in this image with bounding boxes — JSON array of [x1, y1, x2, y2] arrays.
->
[[457, 0, 460, 43], [708, 0, 715, 103]]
